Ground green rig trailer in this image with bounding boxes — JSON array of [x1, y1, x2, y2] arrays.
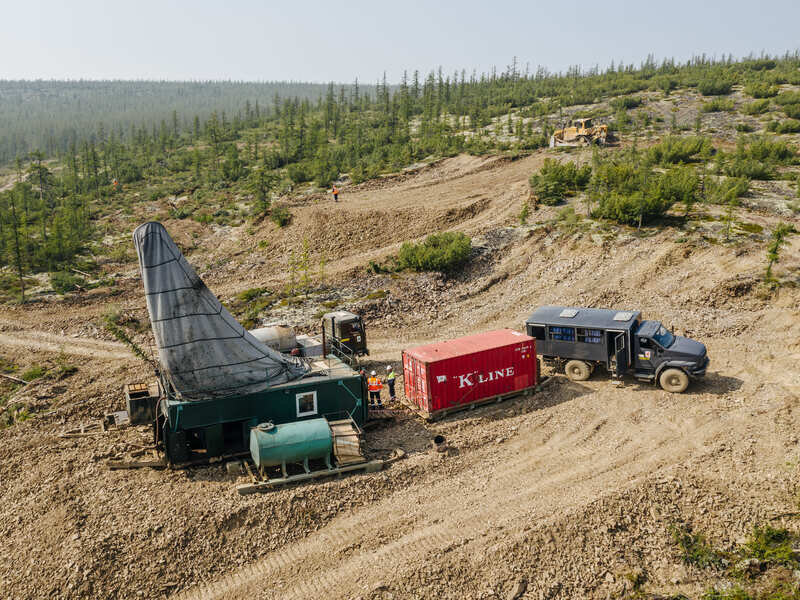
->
[[131, 222, 369, 466], [157, 356, 367, 464]]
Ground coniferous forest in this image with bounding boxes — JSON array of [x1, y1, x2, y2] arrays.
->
[[2, 52, 800, 299]]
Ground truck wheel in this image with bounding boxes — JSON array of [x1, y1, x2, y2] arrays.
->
[[659, 368, 689, 393], [565, 360, 591, 381]]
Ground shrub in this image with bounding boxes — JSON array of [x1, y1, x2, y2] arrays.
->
[[529, 159, 592, 205], [768, 119, 800, 134], [708, 177, 750, 204], [50, 271, 84, 294], [287, 162, 312, 184], [698, 78, 733, 96], [645, 136, 712, 165], [775, 91, 800, 106], [740, 525, 796, 565], [237, 287, 268, 302], [270, 204, 291, 227], [610, 96, 642, 110], [590, 160, 675, 225], [700, 98, 735, 113], [735, 123, 755, 133], [738, 135, 794, 163], [783, 104, 800, 119], [397, 232, 472, 272], [658, 166, 700, 214], [740, 99, 770, 115], [669, 524, 724, 569], [724, 158, 774, 180], [744, 83, 778, 98], [21, 365, 47, 382]]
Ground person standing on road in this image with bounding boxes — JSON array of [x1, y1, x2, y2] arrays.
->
[[385, 365, 397, 401], [331, 184, 339, 202], [368, 370, 383, 408]]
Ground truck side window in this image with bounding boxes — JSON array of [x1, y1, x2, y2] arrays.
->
[[549, 326, 575, 342], [577, 328, 603, 344], [530, 326, 545, 340], [639, 337, 652, 348]]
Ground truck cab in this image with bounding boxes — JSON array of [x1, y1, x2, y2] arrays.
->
[[632, 320, 708, 390], [525, 306, 709, 393]]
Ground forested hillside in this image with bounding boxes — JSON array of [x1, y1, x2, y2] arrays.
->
[[2, 52, 800, 299], [0, 80, 354, 164]]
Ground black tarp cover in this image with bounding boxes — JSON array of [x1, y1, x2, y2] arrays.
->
[[133, 222, 309, 400]]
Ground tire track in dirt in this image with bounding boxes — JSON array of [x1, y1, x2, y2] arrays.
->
[[0, 329, 132, 360], [177, 393, 728, 600]]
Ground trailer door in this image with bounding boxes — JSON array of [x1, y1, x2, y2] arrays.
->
[[614, 332, 628, 376]]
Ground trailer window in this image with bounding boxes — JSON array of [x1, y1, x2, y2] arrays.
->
[[548, 326, 575, 342], [577, 328, 603, 344], [296, 391, 318, 417], [530, 325, 546, 340]]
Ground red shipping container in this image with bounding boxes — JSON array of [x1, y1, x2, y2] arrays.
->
[[402, 329, 537, 417]]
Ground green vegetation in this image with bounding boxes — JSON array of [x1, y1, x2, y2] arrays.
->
[[782, 104, 800, 119], [670, 524, 725, 569], [671, 524, 800, 600], [741, 99, 771, 115], [2, 52, 800, 301], [397, 232, 472, 272], [698, 78, 733, 96], [49, 271, 85, 294], [723, 136, 795, 180], [744, 83, 779, 98], [767, 119, 800, 134], [701, 98, 735, 113], [765, 223, 796, 281], [645, 135, 712, 165], [775, 92, 800, 106], [518, 199, 530, 224], [610, 96, 643, 110], [589, 149, 700, 224], [21, 365, 46, 382], [529, 159, 592, 205], [270, 203, 291, 227], [741, 525, 796, 565]]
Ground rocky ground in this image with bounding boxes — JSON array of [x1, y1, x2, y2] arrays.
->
[[0, 131, 799, 599]]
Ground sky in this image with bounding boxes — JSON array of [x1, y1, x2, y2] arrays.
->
[[1, 0, 799, 83]]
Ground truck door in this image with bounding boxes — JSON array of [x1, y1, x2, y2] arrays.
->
[[635, 337, 656, 372], [614, 333, 628, 376]]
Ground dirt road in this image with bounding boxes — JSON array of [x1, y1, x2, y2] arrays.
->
[[0, 151, 799, 599]]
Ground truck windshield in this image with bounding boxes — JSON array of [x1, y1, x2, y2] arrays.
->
[[653, 325, 675, 348]]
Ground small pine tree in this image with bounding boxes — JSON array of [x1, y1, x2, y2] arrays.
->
[[765, 223, 795, 281]]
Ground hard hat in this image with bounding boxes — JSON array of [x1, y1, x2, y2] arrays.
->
[[371, 370, 376, 376], [386, 365, 392, 371]]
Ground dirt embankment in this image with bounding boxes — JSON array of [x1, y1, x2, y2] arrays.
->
[[0, 150, 799, 599]]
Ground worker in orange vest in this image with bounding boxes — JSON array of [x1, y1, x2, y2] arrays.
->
[[330, 184, 339, 202], [367, 370, 383, 408]]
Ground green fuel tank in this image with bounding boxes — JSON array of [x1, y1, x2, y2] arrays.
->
[[249, 418, 333, 470]]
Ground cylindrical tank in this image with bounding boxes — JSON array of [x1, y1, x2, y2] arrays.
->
[[249, 325, 297, 352], [249, 418, 332, 468]]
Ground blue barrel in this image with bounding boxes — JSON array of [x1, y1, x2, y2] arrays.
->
[[249, 418, 333, 469]]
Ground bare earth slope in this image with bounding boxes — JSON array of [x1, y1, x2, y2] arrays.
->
[[0, 150, 799, 599]]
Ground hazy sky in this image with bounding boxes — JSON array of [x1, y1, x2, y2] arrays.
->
[[1, 0, 798, 83]]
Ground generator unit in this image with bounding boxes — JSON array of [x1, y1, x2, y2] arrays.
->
[[322, 311, 368, 358]]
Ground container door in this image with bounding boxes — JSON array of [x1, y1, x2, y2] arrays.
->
[[403, 353, 414, 400]]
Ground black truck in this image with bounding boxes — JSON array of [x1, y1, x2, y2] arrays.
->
[[525, 306, 709, 393]]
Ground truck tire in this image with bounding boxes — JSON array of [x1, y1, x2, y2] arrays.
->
[[565, 360, 591, 381], [659, 368, 689, 393]]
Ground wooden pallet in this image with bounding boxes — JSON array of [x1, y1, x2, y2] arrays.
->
[[236, 459, 385, 495], [398, 378, 551, 421]]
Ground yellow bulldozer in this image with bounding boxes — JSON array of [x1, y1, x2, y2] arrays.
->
[[549, 117, 608, 148]]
